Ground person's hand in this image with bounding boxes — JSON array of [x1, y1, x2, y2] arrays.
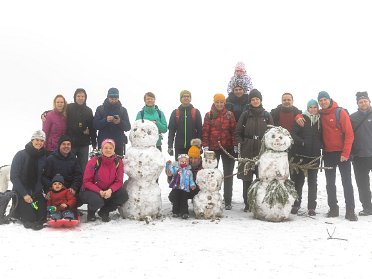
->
[[24, 194, 33, 203], [340, 156, 348, 162], [191, 186, 196, 191], [296, 116, 305, 127], [107, 116, 114, 122], [167, 148, 174, 156], [83, 127, 90, 135], [234, 146, 238, 153], [113, 115, 121, 124], [60, 203, 68, 209], [69, 188, 76, 195], [44, 192, 51, 200], [99, 190, 105, 198], [103, 189, 112, 199]]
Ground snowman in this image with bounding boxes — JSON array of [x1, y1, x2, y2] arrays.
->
[[0, 165, 11, 193], [247, 126, 297, 222], [120, 120, 165, 220], [193, 151, 224, 219]]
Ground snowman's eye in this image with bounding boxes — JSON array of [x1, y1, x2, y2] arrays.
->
[[133, 128, 137, 132], [279, 136, 282, 140], [271, 134, 275, 138]]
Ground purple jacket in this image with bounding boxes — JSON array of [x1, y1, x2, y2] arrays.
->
[[43, 109, 67, 152]]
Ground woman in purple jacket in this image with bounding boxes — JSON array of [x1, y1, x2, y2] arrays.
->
[[43, 95, 67, 154], [79, 139, 128, 222]]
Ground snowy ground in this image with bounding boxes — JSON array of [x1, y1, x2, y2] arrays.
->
[[1, 171, 372, 279]]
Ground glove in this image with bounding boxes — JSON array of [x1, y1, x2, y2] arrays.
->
[[168, 148, 174, 156], [234, 146, 238, 153]]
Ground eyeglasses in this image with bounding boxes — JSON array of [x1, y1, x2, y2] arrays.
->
[[182, 95, 191, 98]]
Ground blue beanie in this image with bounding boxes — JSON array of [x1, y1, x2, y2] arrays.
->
[[107, 87, 119, 98], [307, 99, 318, 109], [318, 91, 330, 101]]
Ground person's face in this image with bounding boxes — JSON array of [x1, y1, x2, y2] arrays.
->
[[75, 92, 86, 105], [235, 69, 244, 77], [307, 105, 319, 115], [233, 86, 244, 97], [189, 157, 201, 169], [102, 143, 115, 157], [179, 158, 189, 167], [281, 94, 293, 108], [181, 94, 191, 106], [32, 139, 44, 150], [214, 100, 225, 111], [357, 98, 371, 112], [145, 96, 155, 107], [318, 98, 331, 110], [108, 97, 119, 105], [59, 141, 71, 157], [52, 182, 63, 192], [55, 97, 65, 112], [250, 97, 261, 108]]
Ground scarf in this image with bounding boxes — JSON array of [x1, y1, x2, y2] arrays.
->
[[303, 110, 320, 129]]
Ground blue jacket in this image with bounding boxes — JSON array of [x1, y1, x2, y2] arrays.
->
[[167, 162, 196, 192]]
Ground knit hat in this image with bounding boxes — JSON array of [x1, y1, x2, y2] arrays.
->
[[180, 90, 191, 101], [177, 154, 189, 160], [213, 93, 226, 103], [101, 138, 116, 149], [317, 91, 331, 101], [235, 61, 246, 72], [107, 87, 119, 98], [248, 89, 262, 102], [31, 130, 46, 141], [52, 174, 65, 185], [57, 135, 72, 147], [356, 91, 370, 103], [307, 99, 318, 109], [188, 138, 201, 158]]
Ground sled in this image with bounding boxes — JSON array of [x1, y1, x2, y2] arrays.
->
[[47, 216, 80, 228]]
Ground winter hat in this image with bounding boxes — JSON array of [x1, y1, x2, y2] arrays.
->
[[235, 61, 246, 72], [101, 138, 116, 149], [248, 89, 262, 102], [57, 135, 72, 147], [188, 138, 201, 158], [107, 87, 119, 98], [213, 93, 226, 103], [177, 154, 189, 160], [356, 91, 370, 103], [317, 91, 331, 101], [180, 90, 191, 101], [31, 130, 46, 141], [52, 174, 65, 185], [307, 99, 318, 109]]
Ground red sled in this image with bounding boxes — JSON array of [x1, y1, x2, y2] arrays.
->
[[47, 216, 80, 228]]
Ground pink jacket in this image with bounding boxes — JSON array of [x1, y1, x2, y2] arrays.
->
[[82, 155, 124, 193], [43, 109, 67, 152]]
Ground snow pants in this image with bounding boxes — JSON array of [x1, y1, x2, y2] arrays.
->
[[171, 189, 189, 215]]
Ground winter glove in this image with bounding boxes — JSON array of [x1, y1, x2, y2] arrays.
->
[[168, 148, 174, 156]]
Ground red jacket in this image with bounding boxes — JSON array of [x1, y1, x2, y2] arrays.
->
[[47, 187, 77, 211], [82, 155, 124, 193], [320, 100, 354, 158], [202, 105, 236, 151]]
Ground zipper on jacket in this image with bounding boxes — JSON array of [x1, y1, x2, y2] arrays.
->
[[184, 110, 187, 148]]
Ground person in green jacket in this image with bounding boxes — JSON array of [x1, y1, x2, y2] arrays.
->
[[136, 92, 168, 151]]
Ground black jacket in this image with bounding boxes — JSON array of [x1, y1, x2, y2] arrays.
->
[[225, 93, 249, 123]]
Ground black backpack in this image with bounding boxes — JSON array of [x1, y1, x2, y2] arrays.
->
[[0, 190, 18, 225]]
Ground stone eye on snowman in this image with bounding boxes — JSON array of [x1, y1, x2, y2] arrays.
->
[[120, 120, 165, 220], [193, 151, 224, 219]]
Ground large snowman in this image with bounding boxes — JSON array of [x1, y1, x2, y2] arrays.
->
[[120, 120, 165, 220], [247, 126, 297, 222], [193, 151, 223, 219]]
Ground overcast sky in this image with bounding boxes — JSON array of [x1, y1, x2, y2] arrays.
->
[[1, 0, 371, 164]]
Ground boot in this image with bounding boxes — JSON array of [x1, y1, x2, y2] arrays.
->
[[98, 210, 111, 222], [359, 207, 372, 216], [87, 210, 97, 222], [326, 206, 339, 218], [345, 210, 358, 221]]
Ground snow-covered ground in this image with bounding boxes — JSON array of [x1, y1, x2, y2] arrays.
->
[[2, 170, 372, 279]]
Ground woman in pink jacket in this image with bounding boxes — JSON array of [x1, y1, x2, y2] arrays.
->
[[42, 95, 67, 154], [80, 139, 128, 222]]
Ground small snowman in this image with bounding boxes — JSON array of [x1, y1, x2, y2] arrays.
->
[[247, 126, 297, 222], [193, 151, 224, 219], [120, 120, 165, 220]]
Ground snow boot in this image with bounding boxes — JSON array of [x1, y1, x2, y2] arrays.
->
[[345, 210, 358, 221], [291, 206, 300, 214], [326, 206, 339, 218], [225, 204, 232, 210], [358, 207, 372, 216], [87, 210, 97, 222], [308, 209, 316, 216], [98, 210, 111, 222], [181, 213, 189, 219]]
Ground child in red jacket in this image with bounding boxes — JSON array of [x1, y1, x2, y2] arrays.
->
[[47, 174, 77, 220]]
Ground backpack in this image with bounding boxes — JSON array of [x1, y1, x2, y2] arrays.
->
[[175, 108, 197, 126], [335, 107, 349, 129], [140, 108, 162, 121], [0, 190, 18, 225]]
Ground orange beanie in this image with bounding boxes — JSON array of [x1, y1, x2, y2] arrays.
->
[[213, 93, 226, 103]]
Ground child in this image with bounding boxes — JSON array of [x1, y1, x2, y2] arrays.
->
[[227, 61, 253, 95], [166, 154, 196, 219], [47, 174, 77, 220]]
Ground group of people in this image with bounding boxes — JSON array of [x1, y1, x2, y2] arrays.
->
[[9, 61, 372, 229]]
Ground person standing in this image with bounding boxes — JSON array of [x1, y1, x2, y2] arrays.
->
[[235, 89, 273, 211], [10, 130, 48, 230], [167, 90, 203, 159], [66, 88, 97, 172], [202, 94, 236, 210], [93, 88, 131, 156], [350, 91, 372, 216], [225, 79, 250, 123], [317, 91, 357, 221], [270, 93, 302, 132], [136, 92, 167, 151], [291, 99, 322, 216]]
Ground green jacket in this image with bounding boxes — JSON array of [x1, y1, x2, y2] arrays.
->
[[136, 105, 167, 147]]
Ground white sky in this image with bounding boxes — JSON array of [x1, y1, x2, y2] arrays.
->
[[1, 0, 371, 165]]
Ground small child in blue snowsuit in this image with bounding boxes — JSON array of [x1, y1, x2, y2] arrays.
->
[[166, 154, 196, 219]]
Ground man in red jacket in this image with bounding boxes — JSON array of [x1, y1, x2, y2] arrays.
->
[[317, 91, 357, 221]]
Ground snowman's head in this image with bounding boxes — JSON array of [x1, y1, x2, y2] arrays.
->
[[129, 120, 159, 147], [262, 126, 293, 152], [202, 151, 218, 169]]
